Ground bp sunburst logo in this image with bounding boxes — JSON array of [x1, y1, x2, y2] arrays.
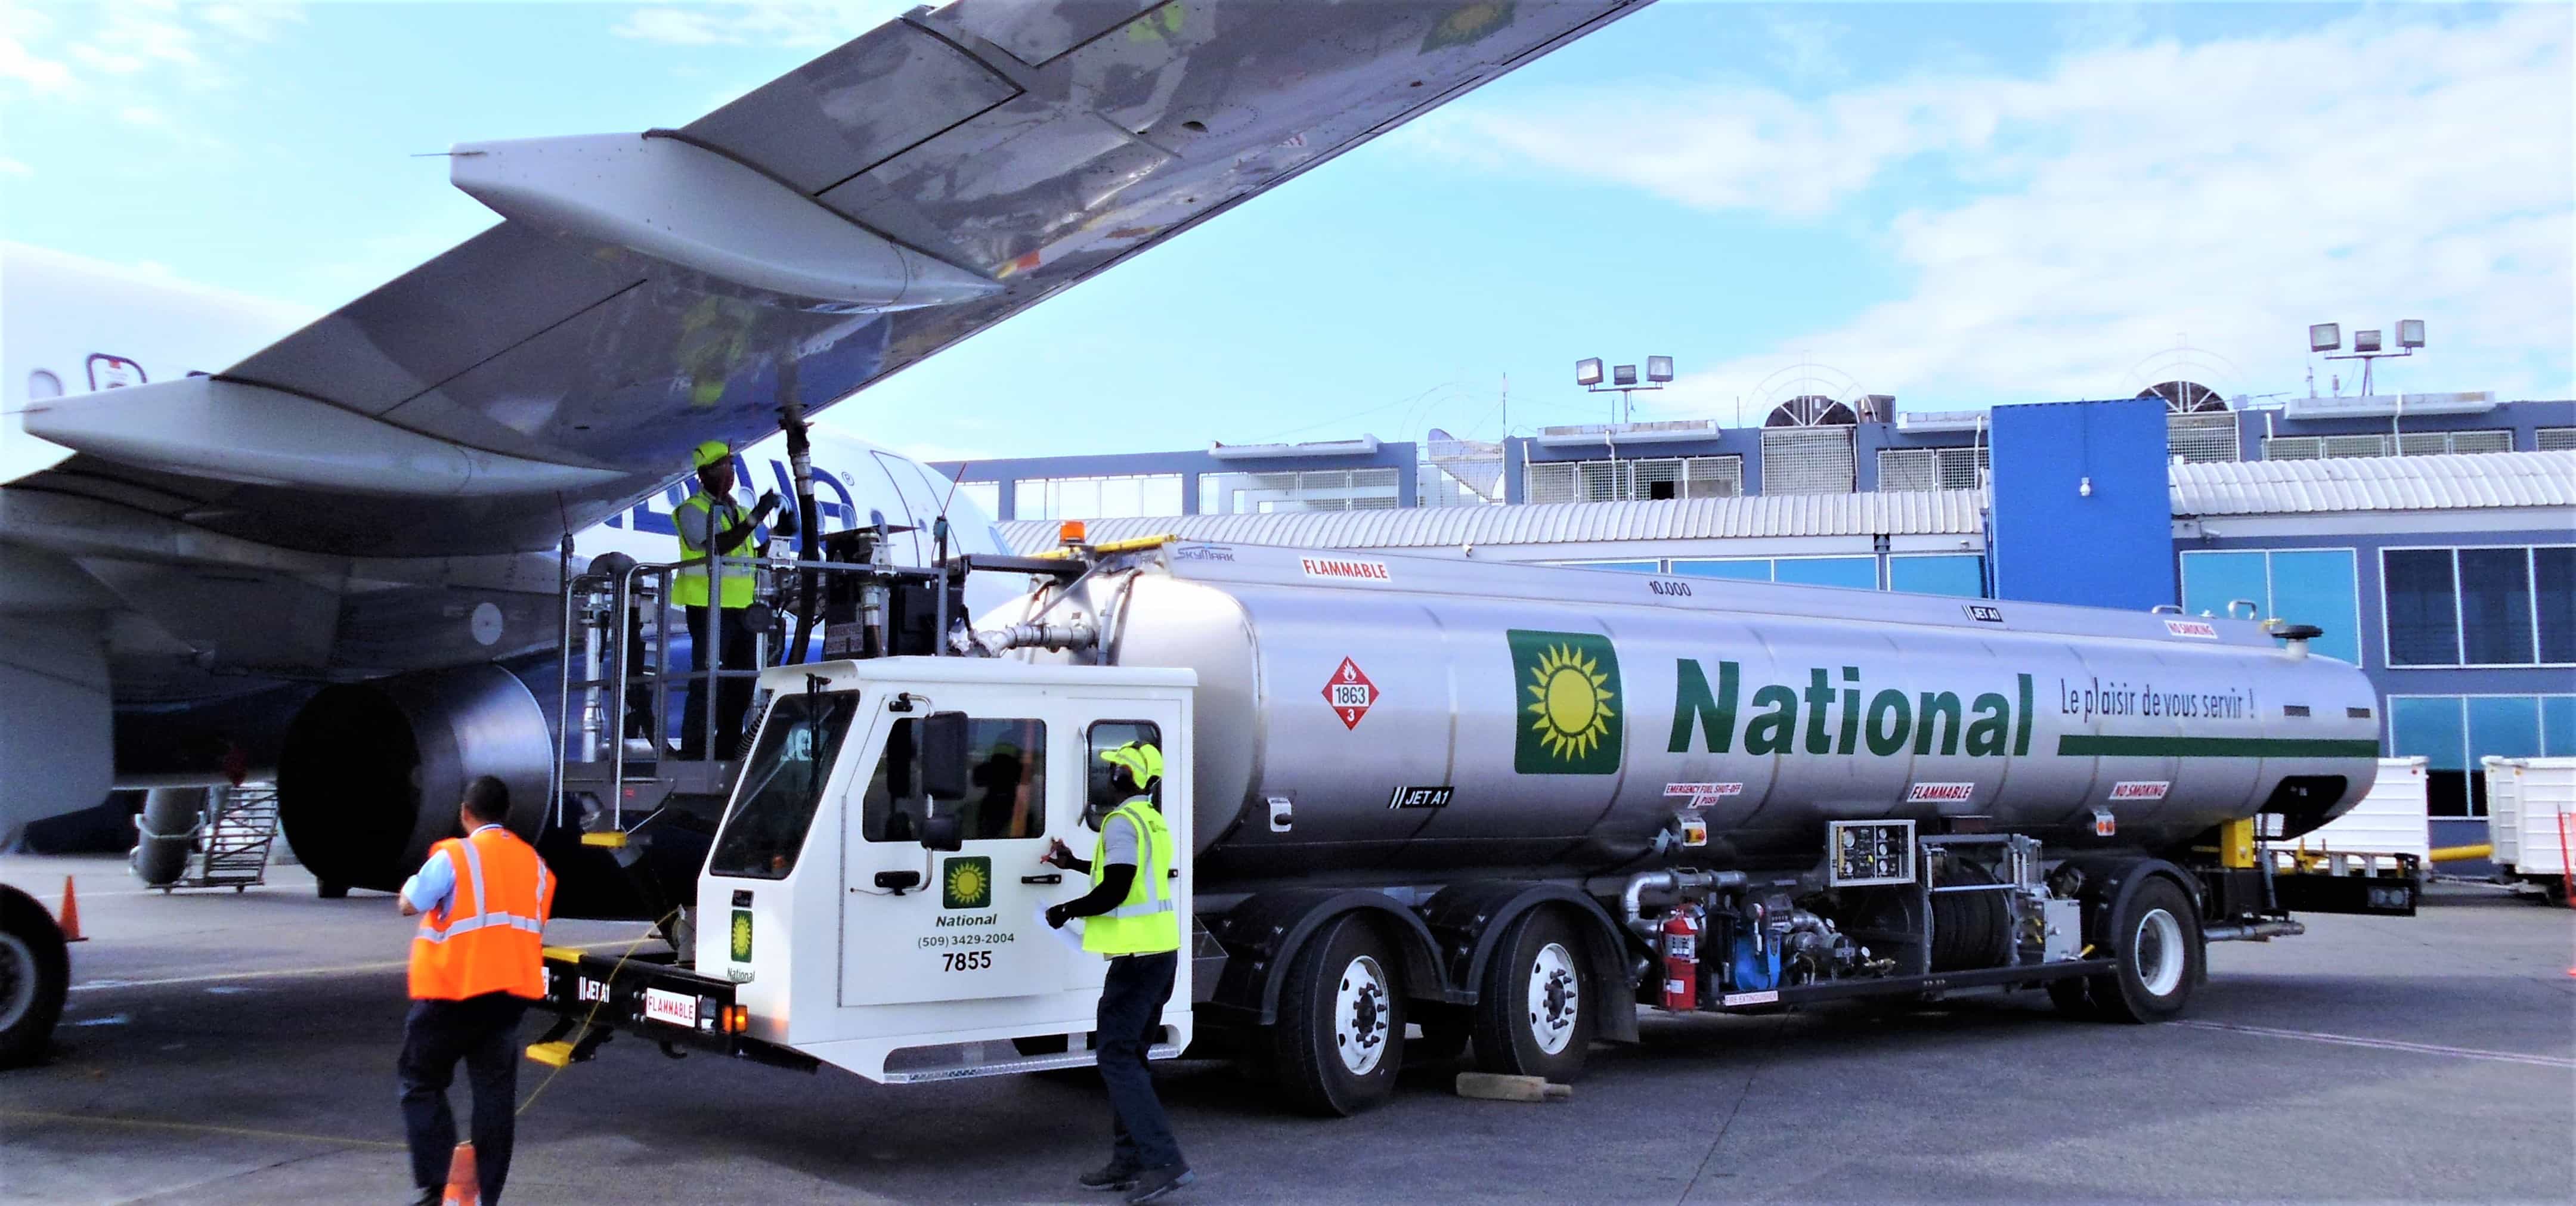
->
[[941, 855, 992, 911], [729, 909, 753, 963], [1509, 629, 1623, 775]]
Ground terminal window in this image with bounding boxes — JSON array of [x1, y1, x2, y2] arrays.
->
[[2386, 694, 2576, 816], [2382, 545, 2574, 667], [2179, 549, 2361, 665]]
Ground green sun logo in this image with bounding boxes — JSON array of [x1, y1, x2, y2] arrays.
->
[[1510, 630, 1623, 775], [942, 856, 992, 911]]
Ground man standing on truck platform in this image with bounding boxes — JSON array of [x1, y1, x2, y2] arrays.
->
[[1044, 742, 1194, 1204], [396, 775, 556, 1206], [674, 439, 779, 758]]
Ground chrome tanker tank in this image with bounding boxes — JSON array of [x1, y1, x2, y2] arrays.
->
[[992, 542, 2378, 886]]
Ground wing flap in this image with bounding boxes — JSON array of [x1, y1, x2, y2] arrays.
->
[[228, 224, 643, 418], [682, 17, 1021, 196]]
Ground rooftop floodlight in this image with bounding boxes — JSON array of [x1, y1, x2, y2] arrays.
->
[[2353, 329, 2382, 353], [1612, 364, 1638, 386], [2397, 319, 2425, 349], [1646, 355, 1674, 383], [2308, 323, 2340, 352], [1575, 358, 1603, 386]]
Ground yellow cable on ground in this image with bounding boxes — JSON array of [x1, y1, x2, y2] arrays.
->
[[516, 909, 680, 1118]]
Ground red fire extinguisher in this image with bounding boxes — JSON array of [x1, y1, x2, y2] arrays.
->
[[1661, 907, 1699, 1012]]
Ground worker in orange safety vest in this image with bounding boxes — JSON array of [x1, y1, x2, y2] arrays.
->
[[396, 775, 555, 1205]]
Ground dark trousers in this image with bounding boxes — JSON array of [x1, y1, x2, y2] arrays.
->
[[1098, 950, 1184, 1171], [680, 604, 757, 759], [399, 993, 527, 1204]]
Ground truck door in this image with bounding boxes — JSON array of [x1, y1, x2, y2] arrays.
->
[[838, 707, 1080, 1007]]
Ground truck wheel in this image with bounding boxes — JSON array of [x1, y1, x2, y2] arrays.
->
[[1270, 914, 1405, 1116], [1472, 909, 1593, 1083], [2085, 878, 2201, 1024], [1, 886, 72, 1068], [316, 880, 349, 900]]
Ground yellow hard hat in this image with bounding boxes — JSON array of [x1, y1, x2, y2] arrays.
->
[[1098, 741, 1163, 789], [690, 440, 730, 471]]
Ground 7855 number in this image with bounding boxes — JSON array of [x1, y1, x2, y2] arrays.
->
[[941, 950, 993, 972]]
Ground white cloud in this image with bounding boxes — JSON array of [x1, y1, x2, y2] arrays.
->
[[614, 3, 912, 48], [1763, 10, 1849, 86], [2, 0, 304, 98], [1424, 7, 2575, 406], [0, 155, 29, 178], [0, 0, 72, 92]]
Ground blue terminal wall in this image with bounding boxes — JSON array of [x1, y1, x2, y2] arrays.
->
[[1989, 398, 2174, 609]]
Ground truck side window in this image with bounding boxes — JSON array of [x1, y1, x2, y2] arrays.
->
[[863, 717, 1047, 842], [1087, 721, 1163, 810], [709, 690, 859, 879]]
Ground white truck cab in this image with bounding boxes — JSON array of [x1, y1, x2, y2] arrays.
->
[[548, 656, 1197, 1084]]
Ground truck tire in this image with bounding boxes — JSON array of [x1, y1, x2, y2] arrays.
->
[[316, 879, 349, 900], [1, 885, 71, 1068], [1471, 908, 1593, 1083], [2085, 877, 2201, 1024], [1270, 914, 1405, 1116]]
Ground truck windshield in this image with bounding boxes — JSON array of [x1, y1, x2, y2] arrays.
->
[[709, 690, 859, 879]]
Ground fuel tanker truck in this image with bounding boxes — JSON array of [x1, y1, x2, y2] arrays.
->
[[525, 532, 2411, 1115]]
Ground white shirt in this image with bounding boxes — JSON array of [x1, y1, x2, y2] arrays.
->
[[401, 823, 507, 913]]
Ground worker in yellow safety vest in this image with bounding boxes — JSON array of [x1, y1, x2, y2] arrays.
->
[[673, 440, 778, 758], [1043, 742, 1194, 1203], [395, 775, 556, 1206]]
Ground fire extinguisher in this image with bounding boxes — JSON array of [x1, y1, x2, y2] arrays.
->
[[1661, 906, 1699, 1012]]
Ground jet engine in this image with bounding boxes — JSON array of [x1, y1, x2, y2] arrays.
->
[[277, 665, 552, 895]]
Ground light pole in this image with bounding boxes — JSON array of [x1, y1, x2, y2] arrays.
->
[[2309, 320, 2424, 398], [1574, 355, 1674, 423]]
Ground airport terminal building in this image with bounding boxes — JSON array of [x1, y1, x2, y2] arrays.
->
[[939, 392, 2576, 844]]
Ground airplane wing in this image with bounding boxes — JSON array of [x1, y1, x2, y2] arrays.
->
[[18, 0, 1647, 559]]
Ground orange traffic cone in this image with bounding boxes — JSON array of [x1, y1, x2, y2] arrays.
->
[[58, 876, 84, 943], [442, 1142, 478, 1205]]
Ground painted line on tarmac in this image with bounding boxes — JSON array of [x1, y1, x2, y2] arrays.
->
[[0, 1108, 404, 1149], [68, 938, 646, 992], [2172, 1020, 2576, 1069]]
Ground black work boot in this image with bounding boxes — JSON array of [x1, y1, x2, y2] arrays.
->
[[1125, 1164, 1195, 1204], [1079, 1162, 1139, 1192]]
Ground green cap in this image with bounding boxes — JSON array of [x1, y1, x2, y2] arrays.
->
[[691, 440, 730, 470]]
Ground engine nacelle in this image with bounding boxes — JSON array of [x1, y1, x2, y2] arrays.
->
[[277, 665, 552, 892]]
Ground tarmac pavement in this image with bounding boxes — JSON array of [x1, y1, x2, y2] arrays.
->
[[3, 853, 2570, 1204]]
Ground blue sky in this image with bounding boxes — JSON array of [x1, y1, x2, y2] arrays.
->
[[4, 1, 2568, 463]]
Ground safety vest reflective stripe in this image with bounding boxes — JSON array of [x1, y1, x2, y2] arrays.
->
[[418, 846, 554, 942], [1105, 804, 1174, 917]]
